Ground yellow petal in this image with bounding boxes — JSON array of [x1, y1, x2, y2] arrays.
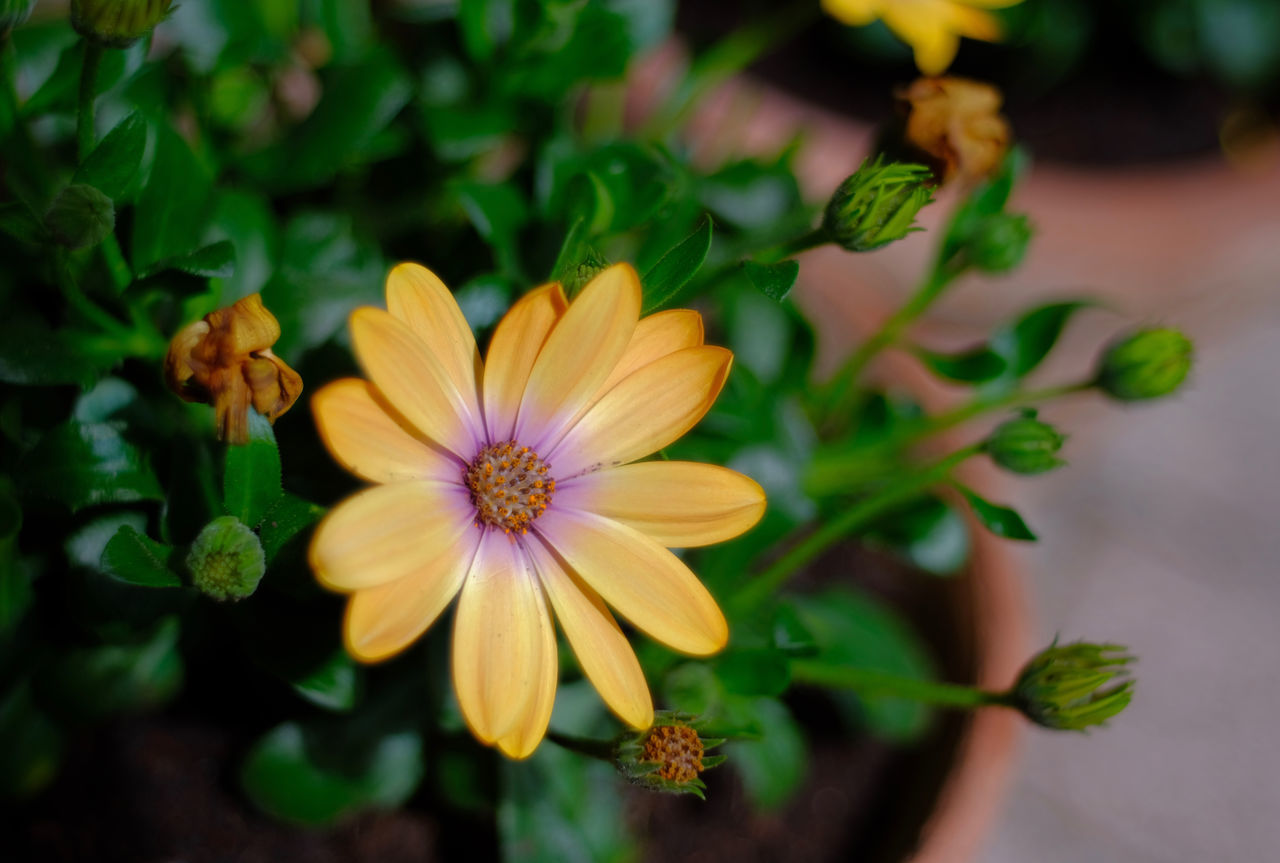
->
[[537, 509, 728, 656], [821, 0, 880, 26], [882, 7, 963, 75], [527, 538, 653, 729], [385, 263, 483, 423], [562, 462, 765, 548], [343, 531, 480, 662], [945, 5, 1004, 41], [312, 378, 462, 484], [494, 585, 560, 758], [350, 307, 481, 459], [549, 346, 732, 479], [481, 283, 568, 442], [516, 264, 640, 448], [452, 536, 558, 746], [310, 481, 473, 591], [596, 309, 704, 397]]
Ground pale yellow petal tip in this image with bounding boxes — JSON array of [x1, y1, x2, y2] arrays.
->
[[386, 260, 447, 291], [496, 731, 545, 760], [581, 262, 642, 308]]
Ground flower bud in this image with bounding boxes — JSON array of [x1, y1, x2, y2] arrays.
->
[[613, 711, 725, 798], [966, 212, 1032, 274], [562, 248, 610, 297], [1012, 641, 1134, 731], [164, 294, 303, 444], [45, 184, 115, 250], [0, 0, 36, 38], [985, 410, 1066, 475], [894, 76, 1011, 186], [822, 157, 934, 252], [186, 516, 265, 602], [71, 0, 173, 49], [1096, 328, 1193, 402]]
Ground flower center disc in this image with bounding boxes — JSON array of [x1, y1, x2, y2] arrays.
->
[[464, 441, 556, 534]]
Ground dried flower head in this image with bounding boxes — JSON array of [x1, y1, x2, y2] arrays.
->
[[164, 293, 303, 445], [895, 76, 1011, 186]]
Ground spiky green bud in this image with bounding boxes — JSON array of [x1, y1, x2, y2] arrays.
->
[[45, 184, 114, 250], [71, 0, 173, 49], [1013, 641, 1135, 731], [1096, 328, 1193, 402], [612, 711, 725, 799], [985, 410, 1067, 475], [186, 516, 265, 602], [823, 157, 934, 252]]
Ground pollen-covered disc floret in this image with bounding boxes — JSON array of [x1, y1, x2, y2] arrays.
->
[[642, 725, 705, 783], [464, 441, 556, 534]]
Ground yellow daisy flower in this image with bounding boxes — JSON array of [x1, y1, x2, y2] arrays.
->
[[822, 0, 1023, 76], [309, 263, 766, 758]]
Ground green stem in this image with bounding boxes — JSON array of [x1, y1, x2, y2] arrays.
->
[[100, 234, 133, 291], [53, 248, 128, 336], [77, 39, 103, 163], [732, 445, 982, 612], [756, 226, 830, 263], [823, 263, 958, 428], [546, 732, 616, 764], [791, 660, 1014, 709]]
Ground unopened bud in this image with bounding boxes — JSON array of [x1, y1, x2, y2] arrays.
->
[[966, 212, 1032, 274], [985, 410, 1066, 475], [613, 711, 725, 799], [186, 516, 265, 602], [0, 0, 35, 38], [71, 0, 173, 48], [1013, 641, 1135, 731], [823, 157, 934, 252], [45, 184, 114, 250], [164, 294, 303, 444], [563, 248, 610, 297], [1096, 328, 1193, 402]]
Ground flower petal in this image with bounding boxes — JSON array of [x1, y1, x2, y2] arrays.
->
[[536, 509, 728, 656], [526, 538, 653, 729], [548, 346, 732, 479], [558, 462, 765, 548], [452, 534, 558, 747], [596, 309, 704, 398], [385, 262, 483, 424], [482, 283, 568, 443], [516, 264, 640, 450], [882, 7, 963, 75], [350, 307, 481, 459], [343, 530, 480, 662], [821, 0, 879, 26], [310, 481, 473, 591], [312, 378, 463, 484]]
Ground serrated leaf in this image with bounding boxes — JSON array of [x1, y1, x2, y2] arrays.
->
[[257, 493, 325, 563], [641, 214, 712, 312], [73, 112, 146, 201], [100, 525, 182, 588], [19, 422, 163, 512], [138, 240, 236, 279], [223, 411, 282, 528], [915, 344, 1008, 383], [958, 486, 1037, 541], [742, 259, 799, 302]]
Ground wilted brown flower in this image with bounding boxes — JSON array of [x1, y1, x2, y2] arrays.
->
[[165, 294, 302, 444], [895, 76, 1011, 186]]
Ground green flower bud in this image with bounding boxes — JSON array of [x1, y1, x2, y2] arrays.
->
[[71, 0, 173, 49], [985, 410, 1067, 475], [1012, 641, 1135, 731], [45, 184, 115, 250], [612, 711, 725, 799], [562, 247, 610, 297], [0, 0, 36, 38], [186, 516, 265, 602], [823, 157, 934, 252], [966, 212, 1032, 274], [1096, 328, 1193, 402]]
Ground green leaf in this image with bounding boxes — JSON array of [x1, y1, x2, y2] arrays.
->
[[989, 300, 1096, 384], [714, 647, 791, 697], [241, 722, 424, 826], [257, 493, 326, 563], [958, 486, 1037, 541], [137, 240, 236, 279], [46, 618, 184, 719], [0, 314, 112, 388], [453, 180, 529, 278], [640, 214, 712, 312], [223, 411, 283, 528], [742, 259, 799, 302], [290, 651, 360, 712], [100, 525, 182, 588], [19, 422, 163, 512], [73, 112, 147, 201], [940, 146, 1029, 264], [864, 495, 971, 577], [698, 158, 804, 232], [723, 697, 807, 810], [0, 201, 48, 244], [131, 123, 214, 273], [915, 344, 1008, 383], [207, 190, 279, 299], [790, 587, 937, 740]]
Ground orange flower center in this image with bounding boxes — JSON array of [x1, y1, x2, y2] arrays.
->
[[641, 725, 704, 783], [464, 441, 556, 534]]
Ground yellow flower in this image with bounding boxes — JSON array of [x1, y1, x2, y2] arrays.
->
[[822, 0, 1023, 76], [309, 263, 765, 758]]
